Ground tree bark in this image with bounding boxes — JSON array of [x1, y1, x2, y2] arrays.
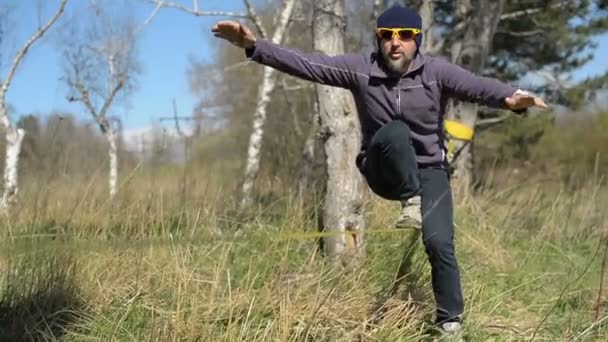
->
[[297, 99, 320, 200], [0, 123, 25, 209], [106, 127, 118, 198], [448, 0, 505, 193], [417, 0, 436, 54], [314, 0, 367, 258], [371, 0, 385, 23], [239, 0, 297, 210]]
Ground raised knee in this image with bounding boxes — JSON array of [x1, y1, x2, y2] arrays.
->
[[372, 120, 411, 148]]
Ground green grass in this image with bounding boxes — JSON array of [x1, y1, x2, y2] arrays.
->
[[1, 168, 607, 341]]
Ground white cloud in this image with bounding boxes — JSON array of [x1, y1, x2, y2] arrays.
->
[[122, 124, 193, 161]]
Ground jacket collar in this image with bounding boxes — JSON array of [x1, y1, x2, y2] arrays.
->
[[370, 51, 426, 79]]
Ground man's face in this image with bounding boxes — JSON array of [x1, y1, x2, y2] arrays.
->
[[379, 32, 418, 75]]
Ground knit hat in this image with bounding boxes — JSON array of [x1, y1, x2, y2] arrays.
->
[[376, 4, 423, 47]]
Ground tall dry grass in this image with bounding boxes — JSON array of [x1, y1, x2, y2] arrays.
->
[[1, 112, 607, 340]]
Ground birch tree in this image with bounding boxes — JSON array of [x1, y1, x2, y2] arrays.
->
[[314, 0, 367, 258], [62, 2, 156, 198], [148, 0, 297, 210], [0, 0, 68, 210], [238, 0, 296, 210]]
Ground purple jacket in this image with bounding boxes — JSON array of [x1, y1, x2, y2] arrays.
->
[[246, 39, 517, 166]]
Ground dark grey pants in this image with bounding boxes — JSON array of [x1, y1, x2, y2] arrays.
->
[[357, 120, 464, 324]]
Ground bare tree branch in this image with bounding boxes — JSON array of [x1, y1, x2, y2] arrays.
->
[[500, 8, 543, 20], [224, 60, 252, 72], [136, 0, 163, 35], [476, 115, 510, 130], [0, 0, 68, 101], [159, 116, 196, 121], [244, 0, 268, 39], [98, 79, 124, 120], [68, 73, 124, 131], [497, 29, 544, 37], [269, 0, 296, 43], [147, 0, 248, 18], [500, 1, 574, 21], [69, 81, 99, 118]]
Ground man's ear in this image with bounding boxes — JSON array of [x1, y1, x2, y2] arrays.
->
[[415, 32, 423, 48]]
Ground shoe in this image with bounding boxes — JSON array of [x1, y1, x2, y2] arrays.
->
[[437, 322, 464, 341], [395, 195, 422, 229]]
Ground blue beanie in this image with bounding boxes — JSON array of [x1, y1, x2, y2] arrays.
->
[[376, 4, 423, 47]]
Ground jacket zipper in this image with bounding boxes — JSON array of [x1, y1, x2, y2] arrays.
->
[[396, 84, 401, 116]]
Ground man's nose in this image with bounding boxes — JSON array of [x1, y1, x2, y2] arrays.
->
[[390, 36, 400, 46]]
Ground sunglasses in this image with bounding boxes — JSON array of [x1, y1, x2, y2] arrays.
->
[[375, 27, 421, 41]]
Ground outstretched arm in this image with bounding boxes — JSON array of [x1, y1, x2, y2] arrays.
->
[[436, 60, 548, 111], [211, 21, 365, 89]]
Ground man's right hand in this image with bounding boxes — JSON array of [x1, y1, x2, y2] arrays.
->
[[211, 21, 256, 49], [505, 89, 548, 111]]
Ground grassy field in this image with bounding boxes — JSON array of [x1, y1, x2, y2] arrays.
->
[[0, 160, 607, 341]]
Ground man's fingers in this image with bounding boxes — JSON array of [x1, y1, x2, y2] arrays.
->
[[516, 94, 549, 107], [215, 20, 234, 27], [211, 20, 254, 48], [216, 21, 240, 30], [534, 97, 548, 108], [506, 94, 549, 111]]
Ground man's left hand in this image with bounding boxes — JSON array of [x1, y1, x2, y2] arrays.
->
[[505, 89, 548, 111]]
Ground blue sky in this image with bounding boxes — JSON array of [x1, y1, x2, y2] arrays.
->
[[2, 0, 255, 132], [2, 0, 608, 134]]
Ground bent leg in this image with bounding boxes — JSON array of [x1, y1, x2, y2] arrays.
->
[[361, 120, 420, 201]]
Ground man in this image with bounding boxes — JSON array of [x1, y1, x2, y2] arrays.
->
[[212, 4, 547, 336]]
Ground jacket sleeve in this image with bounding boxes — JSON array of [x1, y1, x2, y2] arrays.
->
[[435, 59, 517, 109], [245, 39, 367, 90]]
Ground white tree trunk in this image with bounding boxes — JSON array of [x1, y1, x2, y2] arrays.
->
[[314, 0, 367, 258], [240, 66, 276, 209], [0, 123, 25, 210], [0, 0, 68, 211], [239, 0, 297, 210], [106, 128, 118, 198]]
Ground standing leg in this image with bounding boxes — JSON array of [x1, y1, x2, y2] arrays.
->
[[419, 168, 464, 324]]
